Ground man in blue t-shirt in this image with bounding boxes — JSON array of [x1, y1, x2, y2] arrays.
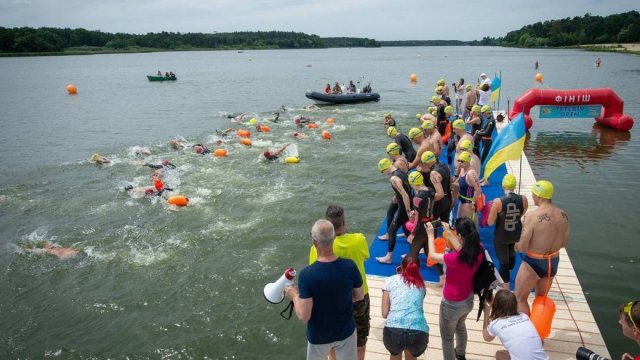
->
[[286, 219, 364, 360]]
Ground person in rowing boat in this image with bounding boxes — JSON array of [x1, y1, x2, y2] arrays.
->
[[348, 80, 356, 94], [514, 180, 569, 316], [324, 83, 331, 94], [332, 82, 342, 94]]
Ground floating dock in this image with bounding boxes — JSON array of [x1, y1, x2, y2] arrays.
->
[[364, 127, 611, 359]]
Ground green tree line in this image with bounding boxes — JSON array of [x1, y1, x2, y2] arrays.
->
[[0, 27, 380, 54], [495, 11, 640, 47]]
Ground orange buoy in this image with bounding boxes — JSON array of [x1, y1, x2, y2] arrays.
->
[[325, 117, 335, 125], [475, 193, 485, 212], [259, 125, 271, 132], [410, 73, 417, 82], [530, 295, 556, 340], [535, 73, 543, 82], [322, 130, 331, 140], [66, 84, 77, 94], [213, 148, 228, 157], [167, 195, 189, 207], [427, 237, 446, 267], [307, 123, 318, 129], [240, 138, 252, 146], [236, 129, 251, 138]]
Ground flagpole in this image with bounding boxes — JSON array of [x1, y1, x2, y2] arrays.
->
[[497, 70, 502, 113], [518, 154, 523, 194]]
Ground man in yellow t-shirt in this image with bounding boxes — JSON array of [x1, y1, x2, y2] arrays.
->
[[309, 205, 370, 360]]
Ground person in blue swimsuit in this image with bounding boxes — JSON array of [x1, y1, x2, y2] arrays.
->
[[514, 180, 570, 316]]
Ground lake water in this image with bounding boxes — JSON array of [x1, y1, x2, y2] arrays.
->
[[0, 46, 638, 359]]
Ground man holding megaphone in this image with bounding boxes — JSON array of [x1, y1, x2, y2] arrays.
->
[[285, 219, 365, 360]]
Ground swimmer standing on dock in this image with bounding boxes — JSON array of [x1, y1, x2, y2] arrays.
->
[[514, 180, 570, 315]]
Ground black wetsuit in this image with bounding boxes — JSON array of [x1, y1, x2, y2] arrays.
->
[[422, 161, 452, 223], [493, 192, 524, 282], [386, 169, 411, 254], [474, 114, 496, 164], [395, 134, 417, 164], [436, 104, 447, 136], [408, 188, 444, 275]]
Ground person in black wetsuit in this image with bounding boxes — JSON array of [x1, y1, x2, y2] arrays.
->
[[144, 159, 176, 170], [376, 158, 411, 265], [474, 105, 496, 164], [487, 174, 528, 290], [406, 171, 445, 282], [416, 151, 452, 223], [387, 126, 417, 164]]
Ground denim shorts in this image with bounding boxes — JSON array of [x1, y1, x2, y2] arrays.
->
[[383, 326, 428, 357]]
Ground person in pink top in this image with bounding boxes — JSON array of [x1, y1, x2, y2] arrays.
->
[[427, 218, 483, 360]]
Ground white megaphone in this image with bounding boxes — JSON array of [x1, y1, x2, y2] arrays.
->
[[263, 268, 296, 304]]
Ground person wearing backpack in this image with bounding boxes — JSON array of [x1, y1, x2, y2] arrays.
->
[[427, 218, 483, 360]]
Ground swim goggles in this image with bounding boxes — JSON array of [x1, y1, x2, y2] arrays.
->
[[624, 301, 639, 330]]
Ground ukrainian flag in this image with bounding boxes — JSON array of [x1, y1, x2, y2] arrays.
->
[[481, 112, 526, 180], [489, 73, 501, 103]]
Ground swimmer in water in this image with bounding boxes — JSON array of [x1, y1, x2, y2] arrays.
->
[[144, 159, 176, 170], [294, 115, 313, 128], [292, 132, 308, 139], [169, 139, 185, 150], [129, 146, 151, 157], [90, 153, 111, 165], [124, 185, 156, 198], [263, 143, 291, 161], [193, 144, 211, 155], [229, 113, 248, 123], [23, 241, 84, 259]]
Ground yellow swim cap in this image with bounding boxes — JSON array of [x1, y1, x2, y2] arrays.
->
[[444, 105, 454, 114], [421, 151, 436, 164], [421, 120, 435, 130], [452, 119, 466, 130], [431, 95, 441, 104], [502, 174, 517, 190], [465, 84, 472, 90], [416, 113, 422, 119], [249, 118, 257, 124], [458, 151, 472, 163], [532, 180, 554, 199], [481, 105, 491, 113], [387, 126, 398, 137], [459, 139, 472, 151], [435, 86, 443, 94], [91, 154, 99, 161], [408, 171, 424, 186], [378, 158, 392, 172], [386, 142, 400, 155], [385, 113, 392, 118], [436, 79, 445, 86], [408, 127, 423, 140], [471, 105, 481, 114], [431, 110, 437, 116], [427, 106, 435, 113]]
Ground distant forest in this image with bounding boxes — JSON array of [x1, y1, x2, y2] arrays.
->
[[0, 27, 380, 54], [488, 11, 640, 47], [1, 11, 638, 55]]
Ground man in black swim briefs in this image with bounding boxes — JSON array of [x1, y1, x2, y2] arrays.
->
[[514, 180, 570, 315]]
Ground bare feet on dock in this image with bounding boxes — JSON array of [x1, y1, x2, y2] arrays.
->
[[376, 254, 393, 264], [378, 234, 389, 240]]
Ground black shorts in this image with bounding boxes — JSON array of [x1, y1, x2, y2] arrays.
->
[[383, 327, 428, 357], [354, 293, 370, 347]]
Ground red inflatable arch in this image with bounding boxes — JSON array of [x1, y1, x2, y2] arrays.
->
[[509, 88, 634, 131]]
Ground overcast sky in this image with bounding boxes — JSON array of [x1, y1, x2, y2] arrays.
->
[[1, 0, 638, 41]]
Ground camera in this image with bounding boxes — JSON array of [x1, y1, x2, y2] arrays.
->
[[431, 220, 442, 229], [576, 347, 609, 360]]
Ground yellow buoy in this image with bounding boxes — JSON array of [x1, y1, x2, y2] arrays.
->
[[66, 84, 77, 94], [284, 156, 300, 164], [410, 74, 417, 82]]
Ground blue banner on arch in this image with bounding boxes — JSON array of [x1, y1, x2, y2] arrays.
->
[[539, 105, 601, 118]]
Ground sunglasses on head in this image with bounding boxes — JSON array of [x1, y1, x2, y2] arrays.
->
[[624, 301, 639, 329]]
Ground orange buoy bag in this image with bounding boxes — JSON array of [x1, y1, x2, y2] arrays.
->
[[427, 237, 446, 267], [530, 295, 556, 340], [167, 195, 189, 206]]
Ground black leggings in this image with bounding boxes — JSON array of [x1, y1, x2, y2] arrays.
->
[[409, 225, 444, 275], [493, 240, 515, 282], [387, 202, 410, 253], [480, 138, 492, 164]]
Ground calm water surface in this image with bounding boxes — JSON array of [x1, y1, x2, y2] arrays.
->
[[0, 47, 638, 359]]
